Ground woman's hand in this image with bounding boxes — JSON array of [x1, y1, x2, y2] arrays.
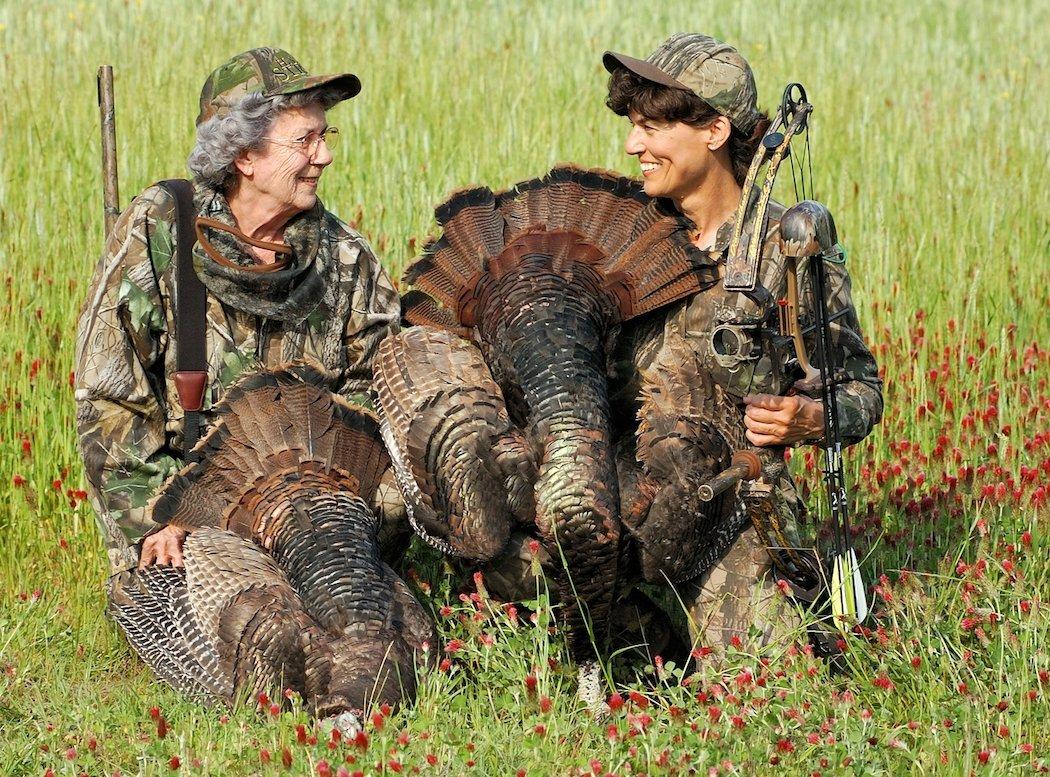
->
[[138, 525, 188, 569], [742, 394, 824, 447]]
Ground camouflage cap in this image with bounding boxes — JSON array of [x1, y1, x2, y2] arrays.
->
[[196, 47, 360, 126], [603, 33, 761, 134]]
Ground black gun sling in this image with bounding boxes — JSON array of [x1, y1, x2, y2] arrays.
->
[[159, 179, 207, 462]]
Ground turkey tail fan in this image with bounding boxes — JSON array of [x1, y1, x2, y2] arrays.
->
[[403, 165, 715, 332], [601, 217, 718, 318], [222, 364, 389, 503], [402, 187, 506, 311], [488, 229, 608, 289], [498, 165, 649, 254], [632, 337, 769, 582], [152, 365, 390, 545], [495, 172, 551, 237], [494, 165, 716, 319], [434, 186, 505, 268], [373, 327, 529, 560]]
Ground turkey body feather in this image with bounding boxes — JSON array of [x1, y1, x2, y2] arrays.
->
[[109, 365, 435, 719], [629, 335, 775, 582]]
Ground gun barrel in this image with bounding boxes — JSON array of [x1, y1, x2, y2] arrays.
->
[[97, 65, 119, 239], [697, 451, 763, 503]]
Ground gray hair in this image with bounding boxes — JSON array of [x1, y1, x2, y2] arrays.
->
[[187, 87, 344, 191]]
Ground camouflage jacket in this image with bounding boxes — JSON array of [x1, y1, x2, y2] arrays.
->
[[610, 199, 883, 541], [75, 183, 400, 574], [612, 198, 882, 441]]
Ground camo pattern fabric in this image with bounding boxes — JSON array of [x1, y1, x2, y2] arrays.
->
[[613, 198, 883, 445], [604, 33, 761, 134], [680, 524, 802, 649], [75, 183, 399, 574], [645, 33, 761, 133], [609, 198, 881, 648], [196, 47, 359, 125]]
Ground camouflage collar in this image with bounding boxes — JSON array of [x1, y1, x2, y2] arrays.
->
[[707, 186, 770, 260], [191, 186, 328, 323]]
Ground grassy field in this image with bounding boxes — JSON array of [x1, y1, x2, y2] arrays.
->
[[1, 0, 1047, 774]]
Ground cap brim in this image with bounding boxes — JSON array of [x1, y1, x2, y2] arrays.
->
[[276, 72, 362, 103], [602, 51, 692, 92]]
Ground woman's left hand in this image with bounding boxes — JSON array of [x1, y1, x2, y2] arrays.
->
[[742, 393, 824, 447]]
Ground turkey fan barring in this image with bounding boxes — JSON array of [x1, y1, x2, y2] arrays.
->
[[109, 365, 436, 726]]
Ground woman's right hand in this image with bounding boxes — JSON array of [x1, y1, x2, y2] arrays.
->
[[138, 525, 188, 568]]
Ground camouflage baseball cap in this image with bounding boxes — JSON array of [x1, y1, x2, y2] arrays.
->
[[603, 33, 761, 133], [196, 47, 361, 126]]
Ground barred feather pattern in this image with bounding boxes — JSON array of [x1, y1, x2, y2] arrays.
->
[[374, 328, 536, 560], [114, 366, 435, 718], [402, 165, 717, 330], [108, 562, 231, 703], [631, 337, 774, 582], [475, 245, 621, 661], [392, 166, 724, 662]]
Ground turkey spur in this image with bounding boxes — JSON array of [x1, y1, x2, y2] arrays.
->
[[109, 365, 435, 724], [377, 165, 772, 664]]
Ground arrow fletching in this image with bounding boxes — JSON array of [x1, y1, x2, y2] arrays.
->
[[830, 548, 869, 630]]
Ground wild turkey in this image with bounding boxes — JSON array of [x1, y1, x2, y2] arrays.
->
[[377, 165, 725, 669], [109, 365, 435, 728], [624, 334, 779, 583]]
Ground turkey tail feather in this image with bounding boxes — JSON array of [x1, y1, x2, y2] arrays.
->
[[152, 366, 390, 537]]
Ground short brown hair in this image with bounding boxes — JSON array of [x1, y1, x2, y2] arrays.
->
[[606, 68, 770, 186]]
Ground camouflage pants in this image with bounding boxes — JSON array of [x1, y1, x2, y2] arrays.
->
[[676, 524, 803, 651]]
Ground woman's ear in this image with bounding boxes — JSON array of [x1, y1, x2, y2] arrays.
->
[[233, 148, 254, 178], [707, 116, 733, 151]]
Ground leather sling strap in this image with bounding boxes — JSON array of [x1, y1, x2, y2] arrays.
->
[[158, 179, 207, 462]]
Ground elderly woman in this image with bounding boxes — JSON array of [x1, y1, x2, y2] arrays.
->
[[75, 48, 400, 580], [602, 34, 883, 651]]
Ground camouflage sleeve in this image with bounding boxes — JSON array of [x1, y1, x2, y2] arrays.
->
[[332, 228, 401, 404], [74, 186, 181, 573], [797, 254, 883, 446]]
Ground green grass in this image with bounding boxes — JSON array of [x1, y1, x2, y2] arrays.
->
[[0, 0, 1047, 774]]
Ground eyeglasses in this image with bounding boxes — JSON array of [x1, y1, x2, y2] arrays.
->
[[261, 126, 339, 157]]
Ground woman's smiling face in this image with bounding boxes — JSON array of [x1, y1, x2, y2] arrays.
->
[[240, 103, 334, 216], [624, 110, 721, 202]]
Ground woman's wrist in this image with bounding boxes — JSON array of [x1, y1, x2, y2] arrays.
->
[[798, 395, 826, 445]]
